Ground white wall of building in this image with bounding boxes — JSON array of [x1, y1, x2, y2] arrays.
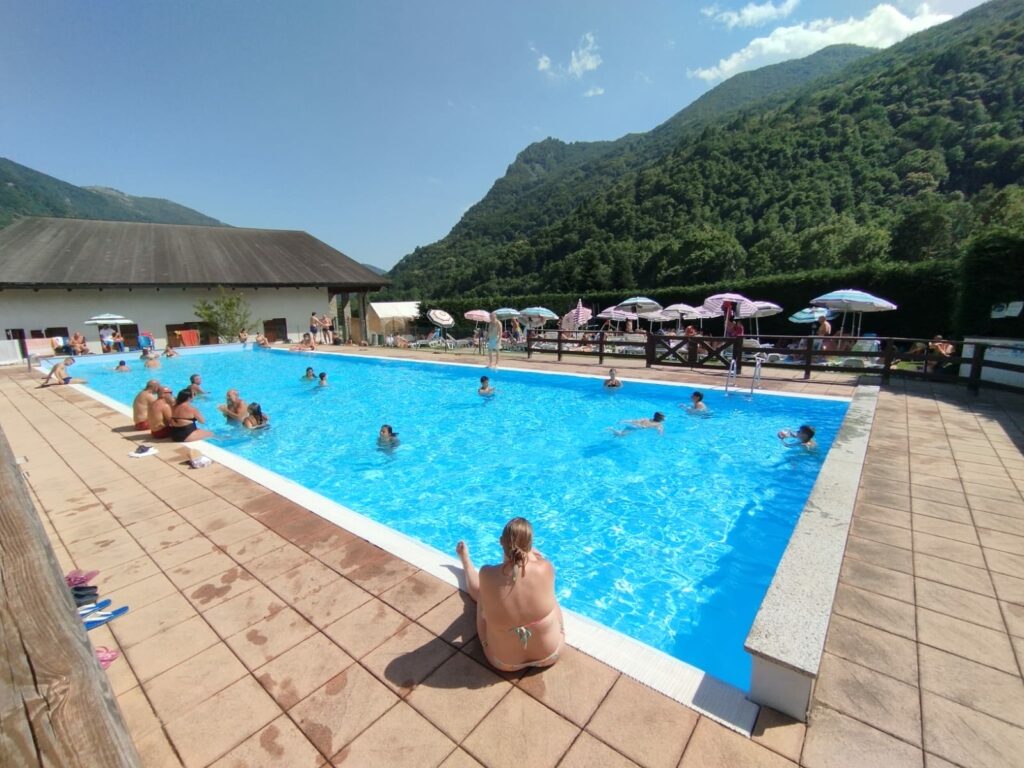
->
[[0, 287, 335, 350]]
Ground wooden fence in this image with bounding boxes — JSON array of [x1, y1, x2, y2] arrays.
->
[[0, 429, 141, 767]]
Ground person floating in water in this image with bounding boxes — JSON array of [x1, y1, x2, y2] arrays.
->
[[243, 402, 270, 429], [455, 518, 564, 673], [478, 376, 495, 396], [603, 368, 622, 389], [683, 391, 707, 412], [163, 346, 179, 358], [377, 424, 399, 450], [302, 367, 316, 381], [778, 424, 817, 450], [613, 412, 665, 436], [318, 371, 328, 387], [188, 373, 207, 397], [113, 360, 130, 373]]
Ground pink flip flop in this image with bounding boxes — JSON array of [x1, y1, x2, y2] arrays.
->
[[65, 569, 100, 588], [94, 646, 120, 670]]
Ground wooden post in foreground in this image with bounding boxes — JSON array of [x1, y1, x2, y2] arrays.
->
[[0, 429, 141, 767], [968, 343, 986, 395]]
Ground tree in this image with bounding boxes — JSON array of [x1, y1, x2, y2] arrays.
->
[[193, 288, 254, 341]]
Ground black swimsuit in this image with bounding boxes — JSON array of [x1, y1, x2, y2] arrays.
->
[[170, 418, 197, 442]]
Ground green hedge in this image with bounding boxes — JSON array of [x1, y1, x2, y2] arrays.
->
[[955, 229, 1024, 338], [414, 260, 962, 339]]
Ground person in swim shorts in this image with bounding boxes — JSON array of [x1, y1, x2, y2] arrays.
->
[[486, 313, 502, 370], [455, 518, 564, 673], [41, 358, 85, 386], [613, 411, 666, 436], [148, 387, 175, 439], [131, 380, 161, 430]]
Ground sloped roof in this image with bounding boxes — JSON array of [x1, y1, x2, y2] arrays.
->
[[0, 217, 389, 290], [369, 301, 420, 320]]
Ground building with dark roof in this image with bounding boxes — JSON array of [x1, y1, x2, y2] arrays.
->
[[0, 217, 388, 352]]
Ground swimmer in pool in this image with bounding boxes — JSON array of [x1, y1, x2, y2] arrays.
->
[[603, 368, 622, 389], [113, 360, 130, 373], [377, 424, 399, 449], [683, 391, 707, 412], [612, 412, 665, 436], [478, 376, 495, 396], [302, 367, 316, 381], [778, 424, 817, 450], [318, 372, 328, 387]]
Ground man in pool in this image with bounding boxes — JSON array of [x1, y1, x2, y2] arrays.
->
[[613, 412, 666, 436], [113, 360, 130, 372], [41, 358, 86, 387], [132, 380, 161, 430], [478, 376, 495, 396], [163, 346, 179, 358], [318, 371, 328, 387], [218, 389, 248, 423], [188, 373, 206, 397], [604, 368, 622, 388], [684, 391, 707, 412], [778, 425, 817, 450], [141, 349, 160, 369]]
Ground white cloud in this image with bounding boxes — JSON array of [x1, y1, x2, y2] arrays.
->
[[689, 3, 951, 82], [537, 54, 551, 72], [702, 0, 801, 29], [569, 32, 602, 78], [584, 86, 605, 97]]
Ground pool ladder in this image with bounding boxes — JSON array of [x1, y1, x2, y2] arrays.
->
[[749, 355, 764, 396], [724, 358, 738, 395]]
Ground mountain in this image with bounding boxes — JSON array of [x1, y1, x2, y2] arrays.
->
[[360, 262, 387, 276], [388, 0, 1024, 299], [0, 158, 225, 229]]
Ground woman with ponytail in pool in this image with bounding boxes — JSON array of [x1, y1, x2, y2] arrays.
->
[[456, 518, 564, 672]]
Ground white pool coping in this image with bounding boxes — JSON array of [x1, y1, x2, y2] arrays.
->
[[48, 351, 862, 735]]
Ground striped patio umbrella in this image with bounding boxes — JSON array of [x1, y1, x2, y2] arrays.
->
[[560, 299, 593, 331], [464, 309, 491, 323]]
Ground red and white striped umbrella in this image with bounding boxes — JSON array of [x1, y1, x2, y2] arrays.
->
[[464, 309, 491, 323], [560, 299, 593, 330]]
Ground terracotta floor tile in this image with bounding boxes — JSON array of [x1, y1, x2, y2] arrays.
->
[[288, 517, 356, 558], [347, 554, 419, 595], [814, 653, 921, 745], [1003, 600, 1024, 637], [558, 732, 639, 768], [289, 665, 399, 759], [362, 622, 458, 697], [150, 535, 221, 571], [922, 691, 1024, 768], [60, 512, 123, 544], [912, 485, 968, 507], [678, 717, 794, 768], [84, 554, 158, 597], [245, 543, 312, 581], [226, 605, 317, 669], [850, 517, 912, 549], [418, 591, 478, 647], [176, 497, 241, 525], [967, 493, 1024, 517], [858, 487, 911, 512], [379, 571, 457, 619], [517, 647, 619, 727], [206, 516, 267, 547], [208, 715, 323, 768], [123, 614, 220, 682], [117, 685, 162, 741], [110, 591, 199, 648], [202, 583, 288, 637], [292, 578, 371, 629], [105, 571, 179, 611], [125, 510, 187, 541], [188, 506, 257, 536], [914, 553, 995, 597], [911, 497, 973, 525], [854, 501, 911, 529], [185, 565, 259, 610], [405, 651, 511, 741], [323, 598, 411, 659], [839, 558, 914, 604], [68, 533, 146, 571], [751, 707, 805, 764], [224, 530, 291, 563], [992, 571, 1024, 605], [801, 706, 922, 768], [145, 643, 248, 723], [331, 701, 454, 768], [986, 547, 1024, 580], [919, 645, 1024, 728], [135, 522, 202, 555], [913, 531, 986, 569], [915, 579, 1005, 630], [165, 675, 281, 768], [911, 473, 965, 493], [255, 633, 353, 709], [166, 549, 239, 590], [586, 676, 698, 768], [439, 748, 485, 768], [833, 583, 916, 640], [464, 687, 579, 768], [912, 515, 979, 545], [267, 559, 339, 603], [917, 607, 1018, 674], [844, 535, 914, 574], [974, 510, 1024, 537], [824, 614, 917, 684], [963, 481, 1023, 502]]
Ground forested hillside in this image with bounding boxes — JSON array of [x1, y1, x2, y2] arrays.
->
[[388, 0, 1024, 299], [0, 158, 225, 229]]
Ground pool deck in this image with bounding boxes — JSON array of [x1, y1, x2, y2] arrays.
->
[[3, 348, 1024, 767]]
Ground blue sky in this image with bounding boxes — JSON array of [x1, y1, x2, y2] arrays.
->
[[1, 0, 984, 269]]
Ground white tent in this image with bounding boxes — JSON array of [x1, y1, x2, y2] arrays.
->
[[368, 301, 421, 338]]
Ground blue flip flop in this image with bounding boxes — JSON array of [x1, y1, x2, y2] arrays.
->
[[78, 599, 111, 618], [84, 606, 129, 631]]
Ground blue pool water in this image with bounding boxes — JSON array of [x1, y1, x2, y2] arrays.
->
[[71, 349, 847, 689]]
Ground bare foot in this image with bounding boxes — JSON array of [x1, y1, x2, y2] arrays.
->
[[456, 541, 472, 568]]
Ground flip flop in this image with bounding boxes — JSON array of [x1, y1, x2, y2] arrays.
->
[[74, 592, 101, 608], [78, 599, 112, 618], [71, 584, 99, 595], [65, 569, 100, 587], [94, 646, 120, 670], [84, 606, 129, 631]]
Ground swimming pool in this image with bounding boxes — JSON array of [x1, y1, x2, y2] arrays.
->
[[71, 349, 848, 690]]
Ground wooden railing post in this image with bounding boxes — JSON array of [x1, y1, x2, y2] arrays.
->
[[881, 339, 896, 385], [803, 336, 814, 380], [968, 343, 986, 395], [645, 333, 655, 368], [599, 333, 605, 365], [556, 331, 563, 362], [733, 338, 744, 374], [526, 330, 533, 359]]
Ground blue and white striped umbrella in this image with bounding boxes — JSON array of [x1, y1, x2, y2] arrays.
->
[[788, 307, 836, 324], [810, 289, 896, 313], [492, 307, 521, 320]]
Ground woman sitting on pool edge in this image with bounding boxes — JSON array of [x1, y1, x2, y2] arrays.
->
[[456, 518, 564, 672], [169, 388, 214, 442]]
